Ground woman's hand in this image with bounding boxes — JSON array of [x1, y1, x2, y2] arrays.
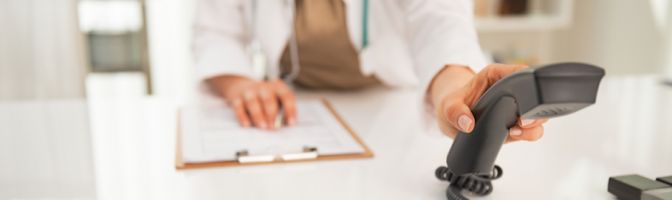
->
[[207, 75, 297, 130], [430, 64, 549, 143]]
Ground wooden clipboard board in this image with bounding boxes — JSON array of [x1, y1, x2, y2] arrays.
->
[[175, 99, 374, 170]]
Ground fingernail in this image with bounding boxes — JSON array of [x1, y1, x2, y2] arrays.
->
[[259, 123, 267, 129], [457, 115, 472, 132], [510, 127, 522, 136], [521, 119, 535, 127], [289, 118, 296, 126]]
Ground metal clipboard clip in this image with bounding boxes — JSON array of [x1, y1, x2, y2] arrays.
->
[[235, 146, 319, 164]]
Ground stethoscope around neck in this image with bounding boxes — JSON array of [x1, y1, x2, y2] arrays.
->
[[249, 0, 369, 83]]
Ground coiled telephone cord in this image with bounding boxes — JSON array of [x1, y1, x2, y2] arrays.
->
[[435, 165, 503, 200]]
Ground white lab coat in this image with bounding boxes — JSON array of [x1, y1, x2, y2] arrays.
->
[[192, 0, 487, 91]]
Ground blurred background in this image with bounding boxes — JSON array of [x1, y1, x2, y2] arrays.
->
[[2, 0, 672, 100], [1, 0, 672, 199], [2, 0, 672, 101]]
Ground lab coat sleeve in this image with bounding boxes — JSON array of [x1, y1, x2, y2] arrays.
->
[[402, 0, 487, 93], [192, 0, 255, 81]]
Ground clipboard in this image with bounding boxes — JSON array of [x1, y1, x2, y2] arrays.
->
[[175, 99, 374, 170]]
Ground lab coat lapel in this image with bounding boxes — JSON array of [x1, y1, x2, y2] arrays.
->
[[255, 0, 292, 72]]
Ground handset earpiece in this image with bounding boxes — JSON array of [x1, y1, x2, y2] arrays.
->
[[435, 63, 605, 200]]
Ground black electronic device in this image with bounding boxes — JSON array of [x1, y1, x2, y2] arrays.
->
[[609, 175, 670, 200], [435, 62, 605, 200], [609, 174, 672, 200], [657, 176, 672, 186]]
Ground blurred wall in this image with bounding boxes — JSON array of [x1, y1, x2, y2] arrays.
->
[[549, 0, 672, 75], [0, 0, 87, 100]]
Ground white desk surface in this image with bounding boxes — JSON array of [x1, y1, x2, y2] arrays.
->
[[2, 75, 672, 200]]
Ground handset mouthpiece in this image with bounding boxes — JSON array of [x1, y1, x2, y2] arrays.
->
[[471, 62, 605, 121], [522, 62, 605, 118]]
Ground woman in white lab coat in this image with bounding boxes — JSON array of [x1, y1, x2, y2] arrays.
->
[[192, 0, 548, 142]]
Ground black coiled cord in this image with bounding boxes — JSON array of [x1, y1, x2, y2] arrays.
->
[[435, 165, 503, 200]]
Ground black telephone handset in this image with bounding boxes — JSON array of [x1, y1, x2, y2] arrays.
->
[[435, 63, 605, 200]]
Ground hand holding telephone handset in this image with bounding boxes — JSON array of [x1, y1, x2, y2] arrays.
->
[[435, 63, 605, 200]]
